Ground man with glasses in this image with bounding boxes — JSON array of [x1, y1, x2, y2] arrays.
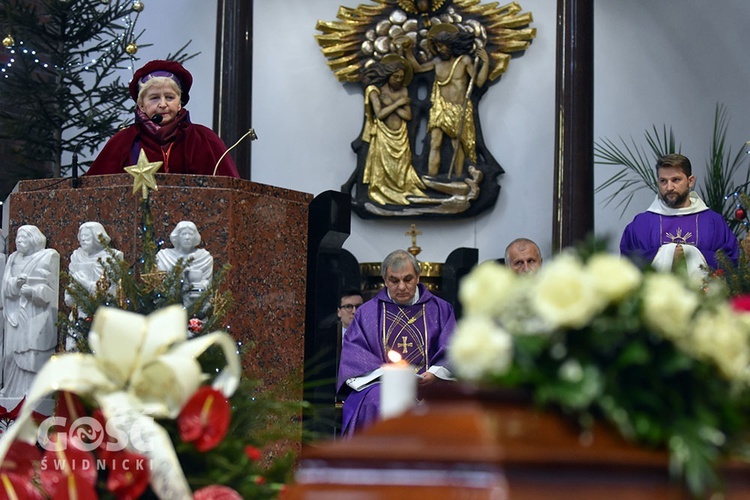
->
[[337, 289, 364, 336]]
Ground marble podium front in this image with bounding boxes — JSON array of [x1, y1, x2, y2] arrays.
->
[[5, 174, 313, 405]]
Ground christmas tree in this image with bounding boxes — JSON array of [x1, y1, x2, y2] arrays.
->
[[0, 0, 194, 201]]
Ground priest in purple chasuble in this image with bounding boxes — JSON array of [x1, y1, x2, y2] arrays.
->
[[620, 154, 738, 282], [337, 250, 456, 437]]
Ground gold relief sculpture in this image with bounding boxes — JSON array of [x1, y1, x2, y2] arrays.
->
[[396, 0, 449, 16], [367, 165, 483, 216], [316, 1, 535, 219], [361, 55, 427, 205], [405, 23, 487, 177]]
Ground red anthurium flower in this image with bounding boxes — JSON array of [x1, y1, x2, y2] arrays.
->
[[45, 392, 88, 447], [40, 442, 98, 499], [0, 440, 45, 498], [55, 392, 87, 424], [1, 441, 42, 478], [30, 410, 49, 426], [86, 408, 119, 453], [731, 294, 750, 312], [193, 485, 243, 500], [0, 471, 45, 500], [177, 386, 231, 452], [244, 445, 261, 461], [103, 449, 150, 500]]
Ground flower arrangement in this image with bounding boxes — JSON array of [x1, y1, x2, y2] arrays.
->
[[0, 305, 295, 499], [449, 251, 750, 496]]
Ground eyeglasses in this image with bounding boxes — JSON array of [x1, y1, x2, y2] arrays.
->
[[339, 304, 360, 311]]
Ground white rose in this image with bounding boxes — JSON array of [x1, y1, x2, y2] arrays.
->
[[702, 273, 729, 299], [459, 260, 517, 318], [449, 315, 514, 381], [497, 278, 554, 336], [641, 273, 699, 340], [532, 253, 603, 329], [691, 305, 750, 381], [735, 310, 750, 332], [587, 254, 642, 303]]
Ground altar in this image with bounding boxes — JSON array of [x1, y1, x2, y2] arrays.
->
[[4, 174, 313, 404]]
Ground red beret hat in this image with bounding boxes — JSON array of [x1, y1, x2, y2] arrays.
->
[[129, 59, 193, 105]]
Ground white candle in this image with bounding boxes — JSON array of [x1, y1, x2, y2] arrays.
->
[[380, 351, 417, 420]]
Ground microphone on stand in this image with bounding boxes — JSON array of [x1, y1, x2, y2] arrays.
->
[[151, 114, 163, 124], [71, 153, 79, 188], [213, 128, 258, 176]]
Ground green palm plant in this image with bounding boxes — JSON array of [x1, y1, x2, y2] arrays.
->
[[700, 104, 750, 237], [594, 124, 677, 212]]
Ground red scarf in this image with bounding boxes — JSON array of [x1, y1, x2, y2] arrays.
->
[[135, 108, 190, 145]]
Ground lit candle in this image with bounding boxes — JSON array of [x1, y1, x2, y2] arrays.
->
[[380, 350, 417, 420]]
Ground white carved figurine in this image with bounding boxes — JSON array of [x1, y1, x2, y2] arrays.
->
[[1, 225, 59, 397], [64, 222, 124, 350], [156, 221, 213, 302], [65, 222, 123, 306]]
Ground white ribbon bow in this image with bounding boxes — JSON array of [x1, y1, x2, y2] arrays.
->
[[652, 242, 709, 284], [0, 304, 241, 499]]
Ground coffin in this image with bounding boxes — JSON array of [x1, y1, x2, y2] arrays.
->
[[284, 383, 750, 499]]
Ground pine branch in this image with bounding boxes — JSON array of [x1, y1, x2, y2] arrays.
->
[[698, 103, 750, 237]]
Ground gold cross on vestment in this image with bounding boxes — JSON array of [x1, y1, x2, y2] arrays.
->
[[397, 336, 413, 354]]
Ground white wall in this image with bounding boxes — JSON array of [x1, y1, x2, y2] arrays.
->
[[130, 2, 218, 127], [119, 1, 750, 265]]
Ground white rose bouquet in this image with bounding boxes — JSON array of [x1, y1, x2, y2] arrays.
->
[[449, 250, 750, 497]]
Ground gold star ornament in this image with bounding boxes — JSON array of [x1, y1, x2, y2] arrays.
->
[[125, 149, 162, 199]]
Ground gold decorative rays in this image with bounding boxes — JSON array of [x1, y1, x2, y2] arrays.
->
[[315, 0, 536, 83]]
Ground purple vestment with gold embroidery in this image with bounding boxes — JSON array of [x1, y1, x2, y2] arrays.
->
[[337, 284, 456, 437], [620, 209, 738, 268]]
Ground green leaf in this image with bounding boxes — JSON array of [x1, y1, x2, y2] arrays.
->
[[614, 341, 650, 366], [594, 126, 675, 212]]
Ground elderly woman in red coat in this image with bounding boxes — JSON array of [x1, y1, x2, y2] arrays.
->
[[86, 59, 239, 178]]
